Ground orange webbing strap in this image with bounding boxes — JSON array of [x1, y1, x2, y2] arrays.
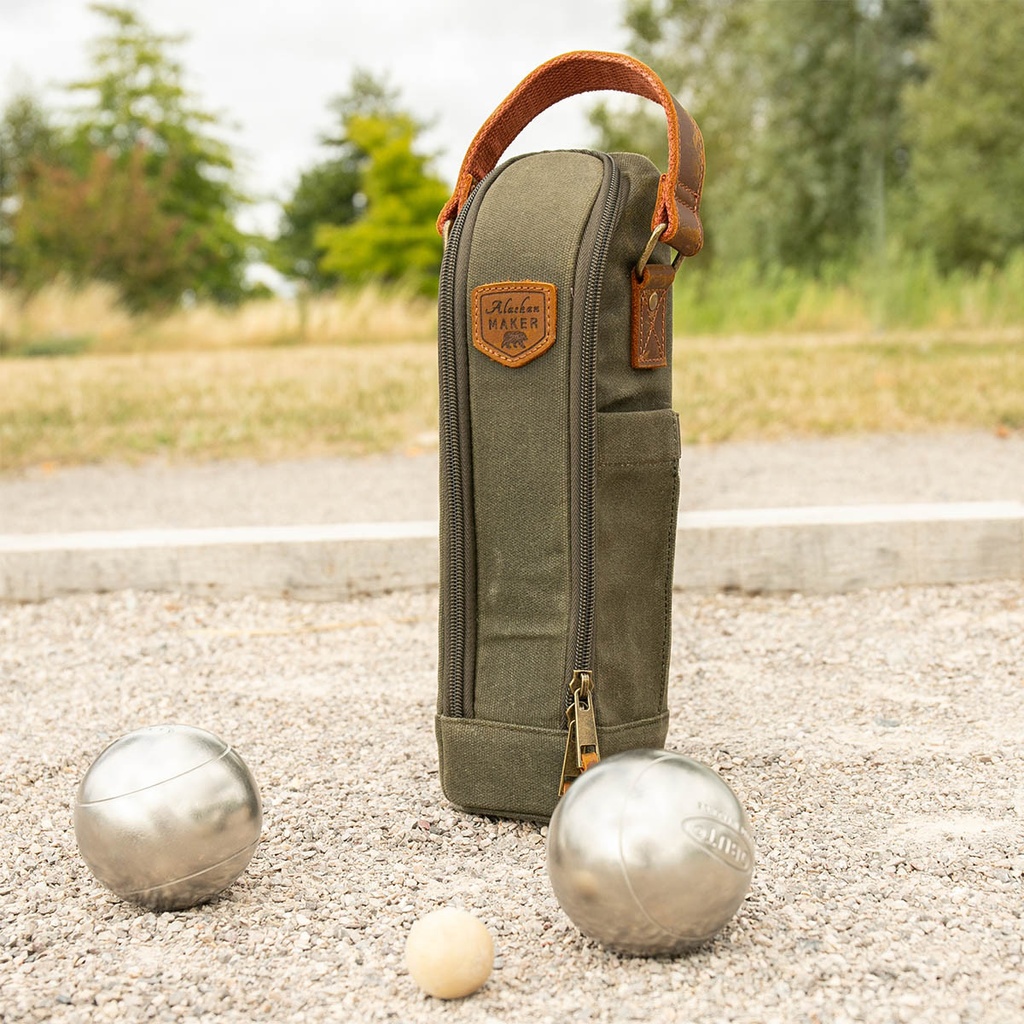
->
[[436, 50, 704, 257]]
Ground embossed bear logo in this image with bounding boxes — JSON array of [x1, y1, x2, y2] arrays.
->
[[472, 281, 557, 368]]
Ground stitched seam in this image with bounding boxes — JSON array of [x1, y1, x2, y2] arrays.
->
[[471, 281, 556, 368], [675, 183, 700, 206], [657, 464, 679, 713], [598, 458, 678, 467], [636, 282, 668, 367]]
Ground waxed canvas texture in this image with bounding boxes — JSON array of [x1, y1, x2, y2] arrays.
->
[[466, 153, 602, 728], [437, 148, 680, 821]]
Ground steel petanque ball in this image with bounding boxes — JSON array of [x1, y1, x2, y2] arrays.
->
[[74, 724, 262, 911], [547, 749, 754, 955]]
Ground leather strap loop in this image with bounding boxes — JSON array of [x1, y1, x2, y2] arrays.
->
[[437, 50, 704, 257]]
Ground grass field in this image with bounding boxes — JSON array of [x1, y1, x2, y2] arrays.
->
[[1, 330, 1021, 473], [0, 281, 437, 356], [674, 330, 1024, 443], [0, 344, 438, 471]]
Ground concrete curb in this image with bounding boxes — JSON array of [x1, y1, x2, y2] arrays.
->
[[675, 502, 1024, 593], [1, 502, 1022, 602]]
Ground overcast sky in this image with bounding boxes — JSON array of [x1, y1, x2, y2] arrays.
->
[[0, 0, 631, 234]]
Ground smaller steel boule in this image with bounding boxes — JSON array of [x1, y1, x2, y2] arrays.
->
[[547, 749, 755, 955], [74, 724, 262, 911]]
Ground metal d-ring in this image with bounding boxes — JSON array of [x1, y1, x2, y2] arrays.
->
[[635, 223, 685, 279]]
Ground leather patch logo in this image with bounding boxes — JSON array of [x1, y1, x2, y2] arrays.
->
[[472, 281, 556, 368], [631, 263, 675, 369]]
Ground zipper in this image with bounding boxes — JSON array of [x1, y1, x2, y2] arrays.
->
[[440, 155, 623, 777], [560, 156, 622, 793], [439, 166, 510, 719], [559, 669, 600, 795], [438, 188, 476, 720]]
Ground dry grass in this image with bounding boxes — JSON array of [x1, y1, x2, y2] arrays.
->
[[0, 281, 437, 355], [674, 331, 1024, 443], [0, 281, 133, 355], [1, 285, 1020, 469], [0, 345, 438, 471], [1, 332, 1021, 473]]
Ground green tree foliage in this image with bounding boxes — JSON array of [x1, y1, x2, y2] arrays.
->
[[276, 71, 403, 290], [313, 111, 450, 297], [902, 0, 1024, 270], [598, 0, 929, 270], [276, 159, 362, 289], [0, 91, 70, 278], [11, 146, 196, 309], [4, 3, 248, 308], [69, 3, 248, 301], [0, 92, 68, 201], [591, 0, 760, 264], [750, 0, 930, 268]]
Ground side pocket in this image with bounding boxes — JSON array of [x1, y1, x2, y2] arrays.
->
[[594, 408, 681, 728]]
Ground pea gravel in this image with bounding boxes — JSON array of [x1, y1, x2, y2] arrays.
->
[[2, 581, 1022, 1024]]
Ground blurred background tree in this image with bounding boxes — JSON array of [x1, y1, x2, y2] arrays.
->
[[0, 92, 72, 281], [3, 0, 1024, 324], [275, 70, 402, 291], [901, 0, 1024, 271], [0, 92, 69, 206], [11, 147, 197, 310], [277, 70, 449, 296], [593, 0, 932, 272], [1, 2, 249, 310], [313, 111, 449, 297]]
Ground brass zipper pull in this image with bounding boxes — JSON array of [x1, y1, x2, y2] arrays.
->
[[559, 715, 579, 796], [559, 670, 601, 796]]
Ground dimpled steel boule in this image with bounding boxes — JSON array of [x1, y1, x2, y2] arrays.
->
[[547, 749, 755, 955], [74, 724, 262, 911]]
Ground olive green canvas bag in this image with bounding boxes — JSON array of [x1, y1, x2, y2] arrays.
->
[[435, 50, 705, 821]]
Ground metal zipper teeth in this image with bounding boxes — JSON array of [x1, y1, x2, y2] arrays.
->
[[438, 196, 472, 720], [439, 173, 497, 719], [570, 157, 622, 683]]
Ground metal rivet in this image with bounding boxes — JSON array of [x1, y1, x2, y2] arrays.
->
[[648, 293, 659, 312]]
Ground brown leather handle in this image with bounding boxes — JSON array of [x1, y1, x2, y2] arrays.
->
[[437, 50, 704, 257]]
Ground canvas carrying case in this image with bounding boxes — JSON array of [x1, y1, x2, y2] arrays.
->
[[435, 50, 705, 821]]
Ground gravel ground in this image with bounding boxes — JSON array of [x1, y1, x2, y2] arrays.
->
[[2, 582, 1022, 1024], [1, 431, 1021, 534]]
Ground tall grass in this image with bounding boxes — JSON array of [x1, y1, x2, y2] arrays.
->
[[2, 334, 1020, 471], [0, 280, 437, 356], [673, 335, 1023, 443], [1, 255, 1021, 469], [3, 250, 1024, 356], [673, 248, 1024, 335], [0, 345, 439, 469]]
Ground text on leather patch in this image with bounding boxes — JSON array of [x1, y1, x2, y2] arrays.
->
[[631, 263, 675, 369], [472, 281, 557, 367]]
